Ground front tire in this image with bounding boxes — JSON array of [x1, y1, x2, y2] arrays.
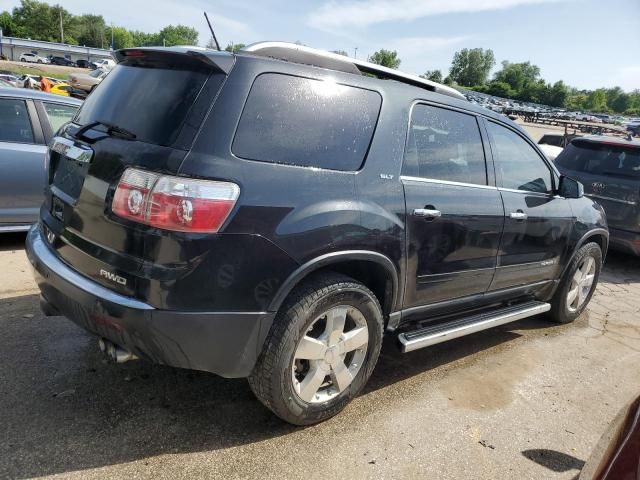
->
[[249, 272, 383, 425], [549, 242, 602, 323]]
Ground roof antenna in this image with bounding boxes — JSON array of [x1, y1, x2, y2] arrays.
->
[[204, 12, 221, 51]]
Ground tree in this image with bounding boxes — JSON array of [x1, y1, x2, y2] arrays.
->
[[223, 42, 246, 53], [585, 89, 608, 112], [486, 81, 514, 98], [369, 49, 401, 69], [547, 81, 569, 107], [157, 25, 198, 47], [75, 14, 107, 47], [107, 26, 133, 50], [493, 61, 540, 94], [420, 69, 443, 83], [0, 10, 17, 36], [448, 48, 495, 87]]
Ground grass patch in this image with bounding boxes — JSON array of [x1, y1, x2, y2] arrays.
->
[[0, 62, 72, 80]]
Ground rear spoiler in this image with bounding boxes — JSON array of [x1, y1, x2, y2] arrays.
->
[[115, 47, 235, 75]]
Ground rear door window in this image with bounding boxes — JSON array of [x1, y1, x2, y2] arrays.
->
[[487, 121, 552, 193], [75, 63, 213, 146], [233, 73, 382, 171], [403, 104, 487, 185], [556, 141, 640, 178], [0, 98, 34, 143]]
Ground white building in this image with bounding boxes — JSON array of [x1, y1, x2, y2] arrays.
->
[[0, 35, 113, 64]]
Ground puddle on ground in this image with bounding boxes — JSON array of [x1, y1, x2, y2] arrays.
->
[[438, 346, 542, 411]]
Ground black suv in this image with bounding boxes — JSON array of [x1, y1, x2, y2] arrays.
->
[[556, 136, 640, 255], [27, 43, 608, 425]]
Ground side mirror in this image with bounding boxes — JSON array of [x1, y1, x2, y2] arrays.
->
[[558, 175, 584, 199]]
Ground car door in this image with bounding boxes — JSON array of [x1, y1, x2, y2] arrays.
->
[[402, 103, 504, 311], [0, 97, 47, 227], [485, 120, 574, 290]]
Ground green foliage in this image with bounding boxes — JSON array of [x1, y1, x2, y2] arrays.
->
[[158, 25, 198, 47], [369, 49, 401, 69], [224, 42, 246, 53], [448, 48, 495, 87], [420, 69, 443, 83], [493, 61, 540, 92], [1, 0, 198, 49], [107, 26, 133, 50], [485, 81, 514, 98]]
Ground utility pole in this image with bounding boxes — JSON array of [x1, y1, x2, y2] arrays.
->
[[0, 28, 3, 59], [354, 47, 358, 59], [59, 10, 64, 43]]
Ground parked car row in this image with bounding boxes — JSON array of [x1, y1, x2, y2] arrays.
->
[[18, 53, 116, 70]]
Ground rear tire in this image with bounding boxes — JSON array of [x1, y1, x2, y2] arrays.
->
[[249, 272, 383, 425], [549, 242, 602, 324]]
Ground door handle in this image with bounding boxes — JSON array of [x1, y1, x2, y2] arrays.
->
[[510, 211, 528, 220], [413, 208, 442, 218]]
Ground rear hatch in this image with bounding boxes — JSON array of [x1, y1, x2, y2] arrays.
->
[[555, 138, 640, 232], [43, 48, 232, 297]]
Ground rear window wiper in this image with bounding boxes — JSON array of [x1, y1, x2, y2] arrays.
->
[[75, 120, 137, 141]]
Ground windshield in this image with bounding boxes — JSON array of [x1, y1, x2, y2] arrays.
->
[[75, 64, 210, 146], [556, 141, 640, 178], [89, 69, 105, 78]]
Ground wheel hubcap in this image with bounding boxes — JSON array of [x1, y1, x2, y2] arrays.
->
[[566, 256, 596, 313], [292, 305, 369, 404]]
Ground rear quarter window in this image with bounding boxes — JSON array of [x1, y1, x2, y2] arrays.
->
[[232, 73, 382, 171]]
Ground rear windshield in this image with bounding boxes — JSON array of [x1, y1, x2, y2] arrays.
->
[[75, 63, 209, 146], [539, 135, 563, 147], [556, 141, 640, 178], [232, 73, 382, 171]]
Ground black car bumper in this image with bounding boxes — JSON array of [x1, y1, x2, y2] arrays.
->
[[26, 225, 275, 378], [609, 227, 640, 256]]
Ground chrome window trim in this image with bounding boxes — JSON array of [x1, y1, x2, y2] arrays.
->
[[498, 186, 554, 197], [587, 194, 637, 206], [400, 175, 498, 191]]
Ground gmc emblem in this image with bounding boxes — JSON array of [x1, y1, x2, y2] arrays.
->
[[99, 269, 127, 286]]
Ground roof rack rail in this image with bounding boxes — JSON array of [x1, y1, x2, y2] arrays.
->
[[241, 42, 466, 101]]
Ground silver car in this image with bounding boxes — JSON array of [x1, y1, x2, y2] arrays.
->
[[0, 88, 82, 232]]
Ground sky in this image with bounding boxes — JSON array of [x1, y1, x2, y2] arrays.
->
[[5, 0, 640, 91]]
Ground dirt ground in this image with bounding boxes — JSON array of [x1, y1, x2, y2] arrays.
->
[[0, 124, 638, 479], [0, 59, 87, 80]]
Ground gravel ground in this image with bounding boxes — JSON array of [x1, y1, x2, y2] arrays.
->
[[0, 229, 639, 480]]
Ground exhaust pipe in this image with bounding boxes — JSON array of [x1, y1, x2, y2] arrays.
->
[[98, 338, 138, 364], [39, 295, 59, 317]]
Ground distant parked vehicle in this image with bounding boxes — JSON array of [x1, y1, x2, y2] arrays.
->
[[538, 143, 563, 162], [48, 56, 76, 67], [0, 74, 19, 87], [75, 59, 90, 69], [50, 82, 72, 97], [0, 88, 81, 231], [20, 53, 49, 64], [538, 131, 580, 148], [556, 136, 640, 255], [90, 58, 116, 70], [68, 68, 108, 93]]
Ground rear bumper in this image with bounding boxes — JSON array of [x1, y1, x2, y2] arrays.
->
[[26, 224, 275, 378], [609, 227, 640, 256]]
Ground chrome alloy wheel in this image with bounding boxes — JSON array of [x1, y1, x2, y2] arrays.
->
[[567, 255, 596, 313], [292, 306, 369, 404]]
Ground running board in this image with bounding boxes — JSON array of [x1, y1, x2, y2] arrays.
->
[[398, 301, 550, 353]]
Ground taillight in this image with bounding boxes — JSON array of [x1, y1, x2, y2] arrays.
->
[[112, 168, 240, 233]]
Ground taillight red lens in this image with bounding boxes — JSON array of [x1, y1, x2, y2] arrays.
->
[[112, 168, 240, 233], [112, 169, 158, 222]]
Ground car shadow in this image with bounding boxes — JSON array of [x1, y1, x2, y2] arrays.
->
[[0, 231, 27, 252], [522, 448, 585, 473], [1, 293, 564, 479]]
